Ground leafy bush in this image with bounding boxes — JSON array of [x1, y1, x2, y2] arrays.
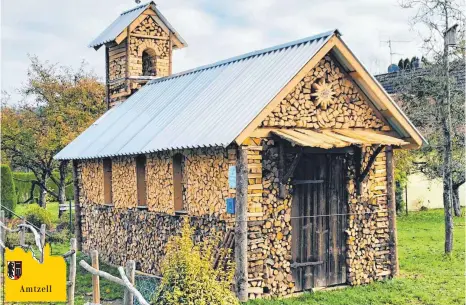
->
[[152, 223, 238, 305], [56, 211, 74, 232], [24, 205, 52, 229], [48, 228, 71, 244], [1, 164, 17, 217]]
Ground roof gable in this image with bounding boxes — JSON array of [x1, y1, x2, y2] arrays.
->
[[89, 1, 186, 49]]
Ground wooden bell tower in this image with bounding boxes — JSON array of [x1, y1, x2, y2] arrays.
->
[[89, 2, 187, 108]]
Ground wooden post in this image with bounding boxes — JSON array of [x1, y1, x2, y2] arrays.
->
[[91, 250, 100, 304], [123, 260, 136, 305], [72, 160, 83, 251], [68, 238, 77, 305], [386, 146, 399, 276], [19, 218, 26, 246], [278, 140, 287, 199], [234, 146, 248, 302], [40, 224, 46, 263]]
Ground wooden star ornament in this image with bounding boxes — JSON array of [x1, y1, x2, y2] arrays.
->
[[311, 79, 335, 110]]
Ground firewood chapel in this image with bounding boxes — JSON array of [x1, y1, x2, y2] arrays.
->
[[55, 1, 426, 300]]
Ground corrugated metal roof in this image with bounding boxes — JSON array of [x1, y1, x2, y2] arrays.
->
[[271, 128, 408, 149], [55, 30, 337, 160], [88, 1, 187, 49]]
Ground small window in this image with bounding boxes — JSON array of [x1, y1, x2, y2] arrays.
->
[[173, 154, 183, 211], [136, 155, 147, 207], [142, 49, 157, 76], [103, 158, 112, 205]]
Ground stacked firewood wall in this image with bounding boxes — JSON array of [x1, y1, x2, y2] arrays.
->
[[112, 156, 138, 208], [146, 152, 173, 213], [128, 16, 170, 78], [259, 139, 295, 298], [76, 148, 235, 276], [183, 148, 231, 217], [81, 160, 104, 204], [80, 203, 226, 274], [261, 55, 388, 131], [346, 146, 391, 285], [108, 41, 127, 81]]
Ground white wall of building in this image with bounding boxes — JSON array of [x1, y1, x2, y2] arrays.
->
[[405, 172, 465, 211]]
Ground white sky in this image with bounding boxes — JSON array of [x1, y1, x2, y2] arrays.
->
[[1, 0, 426, 104]]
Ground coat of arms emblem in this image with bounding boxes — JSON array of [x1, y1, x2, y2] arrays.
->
[[7, 261, 22, 280]]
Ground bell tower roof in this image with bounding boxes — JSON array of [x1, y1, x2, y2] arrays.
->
[[88, 1, 187, 50]]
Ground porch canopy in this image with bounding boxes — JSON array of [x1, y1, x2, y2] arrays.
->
[[270, 128, 408, 149]]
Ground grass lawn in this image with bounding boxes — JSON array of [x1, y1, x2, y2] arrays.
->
[[248, 209, 465, 305], [4, 205, 464, 304]]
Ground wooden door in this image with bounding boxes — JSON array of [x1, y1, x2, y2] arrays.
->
[[291, 154, 347, 291]]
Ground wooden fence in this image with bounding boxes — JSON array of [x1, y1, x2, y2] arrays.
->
[[0, 210, 149, 305]]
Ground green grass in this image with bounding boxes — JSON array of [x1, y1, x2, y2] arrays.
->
[[15, 202, 64, 226], [6, 206, 464, 304], [248, 209, 465, 305]]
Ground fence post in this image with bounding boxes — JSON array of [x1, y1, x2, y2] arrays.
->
[[19, 218, 26, 246], [69, 200, 72, 237], [91, 250, 100, 304], [68, 238, 77, 305], [40, 224, 46, 263], [123, 260, 136, 305]]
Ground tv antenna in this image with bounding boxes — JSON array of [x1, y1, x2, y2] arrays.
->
[[381, 38, 410, 64]]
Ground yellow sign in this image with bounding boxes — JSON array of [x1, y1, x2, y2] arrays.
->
[[4, 244, 67, 302]]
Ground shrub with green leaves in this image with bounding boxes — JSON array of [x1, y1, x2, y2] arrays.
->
[[24, 205, 52, 229], [1, 164, 17, 217], [152, 223, 238, 305]]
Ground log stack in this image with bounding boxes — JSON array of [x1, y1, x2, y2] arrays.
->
[[260, 139, 295, 297], [80, 202, 227, 275], [132, 16, 168, 37], [112, 156, 138, 208], [183, 148, 231, 217], [108, 41, 128, 81], [81, 160, 104, 204], [261, 55, 387, 131], [146, 152, 173, 213], [346, 146, 391, 285]]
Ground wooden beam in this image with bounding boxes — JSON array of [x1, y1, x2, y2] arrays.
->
[[130, 34, 169, 40], [358, 145, 385, 184], [234, 146, 248, 302], [282, 151, 302, 183], [91, 250, 100, 304], [68, 238, 77, 305], [234, 35, 338, 145], [285, 146, 355, 154], [385, 146, 399, 277], [278, 141, 286, 199], [332, 38, 423, 149], [72, 160, 82, 251]]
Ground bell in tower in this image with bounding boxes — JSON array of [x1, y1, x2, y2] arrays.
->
[[88, 1, 187, 108]]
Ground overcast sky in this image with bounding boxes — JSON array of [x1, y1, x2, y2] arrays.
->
[[1, 0, 426, 104]]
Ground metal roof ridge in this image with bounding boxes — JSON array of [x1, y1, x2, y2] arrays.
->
[[148, 29, 339, 85], [120, 1, 152, 16]]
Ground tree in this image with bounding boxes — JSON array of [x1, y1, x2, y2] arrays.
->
[[393, 55, 464, 254], [1, 164, 17, 218], [1, 56, 106, 208], [401, 0, 465, 254]]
